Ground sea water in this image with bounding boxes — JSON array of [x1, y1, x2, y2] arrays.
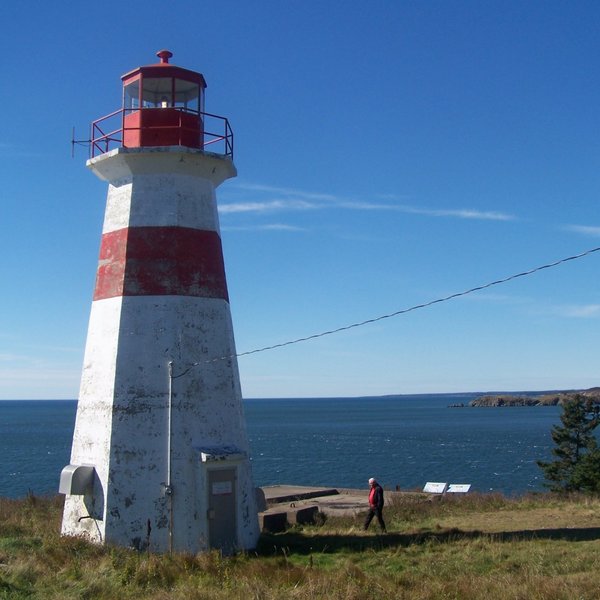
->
[[0, 395, 561, 498]]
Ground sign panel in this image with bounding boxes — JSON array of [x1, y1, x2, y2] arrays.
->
[[447, 484, 471, 493], [423, 482, 448, 494], [212, 481, 233, 496]]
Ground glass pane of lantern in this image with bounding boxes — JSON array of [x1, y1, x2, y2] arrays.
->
[[174, 79, 200, 112], [124, 80, 140, 110], [142, 78, 173, 107]]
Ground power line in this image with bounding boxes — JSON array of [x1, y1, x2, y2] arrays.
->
[[171, 245, 600, 377], [235, 245, 600, 358]]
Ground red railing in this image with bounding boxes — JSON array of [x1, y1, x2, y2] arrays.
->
[[89, 108, 234, 159]]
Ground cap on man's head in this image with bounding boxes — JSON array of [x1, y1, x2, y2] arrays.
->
[[368, 477, 376, 485]]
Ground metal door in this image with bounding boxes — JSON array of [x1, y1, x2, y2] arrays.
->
[[207, 467, 237, 553]]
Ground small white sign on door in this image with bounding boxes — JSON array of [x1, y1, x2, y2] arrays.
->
[[212, 481, 233, 495]]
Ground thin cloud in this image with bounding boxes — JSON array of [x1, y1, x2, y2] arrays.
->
[[218, 199, 316, 214], [339, 200, 515, 221], [231, 182, 338, 202], [261, 224, 306, 231], [0, 353, 29, 362], [426, 208, 514, 221], [221, 181, 516, 221], [559, 304, 600, 318], [566, 225, 600, 237], [222, 223, 306, 232], [536, 303, 600, 319]]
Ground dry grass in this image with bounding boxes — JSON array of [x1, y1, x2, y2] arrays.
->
[[1, 492, 600, 599]]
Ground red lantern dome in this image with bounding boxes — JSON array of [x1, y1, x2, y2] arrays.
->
[[88, 51, 233, 158], [121, 49, 206, 149]]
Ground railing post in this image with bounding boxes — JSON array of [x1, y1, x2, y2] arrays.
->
[[88, 108, 232, 159]]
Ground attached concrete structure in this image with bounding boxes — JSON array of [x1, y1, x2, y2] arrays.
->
[[61, 52, 259, 554]]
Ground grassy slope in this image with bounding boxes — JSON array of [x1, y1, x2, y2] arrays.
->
[[1, 493, 600, 599]]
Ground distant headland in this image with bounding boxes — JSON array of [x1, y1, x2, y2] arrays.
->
[[462, 388, 600, 407]]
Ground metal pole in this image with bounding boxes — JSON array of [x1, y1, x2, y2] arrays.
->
[[167, 361, 174, 554]]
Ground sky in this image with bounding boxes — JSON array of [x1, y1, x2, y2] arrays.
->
[[1, 0, 600, 399]]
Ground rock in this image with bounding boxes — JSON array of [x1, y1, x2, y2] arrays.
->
[[469, 389, 600, 407]]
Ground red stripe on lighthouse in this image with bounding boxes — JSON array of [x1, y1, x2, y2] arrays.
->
[[93, 227, 229, 301]]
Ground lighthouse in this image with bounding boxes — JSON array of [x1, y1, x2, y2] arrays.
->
[[60, 50, 260, 554]]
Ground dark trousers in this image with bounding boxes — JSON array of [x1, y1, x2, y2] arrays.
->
[[364, 506, 386, 532]]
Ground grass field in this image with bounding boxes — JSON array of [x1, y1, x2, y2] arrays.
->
[[1, 492, 600, 599]]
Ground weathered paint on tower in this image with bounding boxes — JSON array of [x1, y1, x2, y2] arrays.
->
[[60, 52, 260, 554]]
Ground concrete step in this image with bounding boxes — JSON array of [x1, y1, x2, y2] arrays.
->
[[258, 505, 319, 533], [262, 485, 340, 505], [258, 485, 364, 533]]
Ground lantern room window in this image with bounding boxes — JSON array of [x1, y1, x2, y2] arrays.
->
[[123, 77, 201, 113], [124, 80, 140, 110], [142, 78, 172, 108], [175, 79, 202, 113]]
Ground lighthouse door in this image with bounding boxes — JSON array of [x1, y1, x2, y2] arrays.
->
[[207, 467, 237, 553]]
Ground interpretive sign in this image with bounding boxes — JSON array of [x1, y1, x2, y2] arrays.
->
[[423, 482, 448, 494], [447, 484, 471, 493]]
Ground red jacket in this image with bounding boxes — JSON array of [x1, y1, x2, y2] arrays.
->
[[369, 483, 384, 509]]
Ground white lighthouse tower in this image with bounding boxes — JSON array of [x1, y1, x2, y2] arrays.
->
[[60, 50, 260, 554]]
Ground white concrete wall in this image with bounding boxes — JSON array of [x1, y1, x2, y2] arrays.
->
[[62, 297, 122, 542], [62, 148, 259, 552]]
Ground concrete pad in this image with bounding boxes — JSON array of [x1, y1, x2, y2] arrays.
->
[[260, 486, 372, 520], [262, 485, 340, 504], [258, 485, 425, 531]]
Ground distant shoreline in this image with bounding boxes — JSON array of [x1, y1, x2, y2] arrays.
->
[[452, 388, 600, 408], [2, 389, 600, 402]]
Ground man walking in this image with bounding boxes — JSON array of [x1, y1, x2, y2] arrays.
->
[[364, 477, 386, 533]]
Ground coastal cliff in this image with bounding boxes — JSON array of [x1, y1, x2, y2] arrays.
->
[[469, 388, 600, 407]]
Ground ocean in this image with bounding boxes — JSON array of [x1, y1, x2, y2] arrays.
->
[[0, 395, 562, 499]]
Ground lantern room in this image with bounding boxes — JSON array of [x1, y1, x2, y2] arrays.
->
[[121, 49, 206, 149]]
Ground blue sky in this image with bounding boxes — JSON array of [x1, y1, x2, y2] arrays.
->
[[1, 0, 600, 399]]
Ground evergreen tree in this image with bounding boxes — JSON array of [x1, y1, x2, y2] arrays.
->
[[537, 395, 600, 493], [571, 449, 600, 494]]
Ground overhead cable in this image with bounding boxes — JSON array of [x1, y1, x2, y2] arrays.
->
[[235, 245, 600, 358], [172, 245, 600, 377]]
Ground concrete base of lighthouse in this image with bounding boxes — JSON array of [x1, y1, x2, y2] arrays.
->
[[60, 147, 260, 554]]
